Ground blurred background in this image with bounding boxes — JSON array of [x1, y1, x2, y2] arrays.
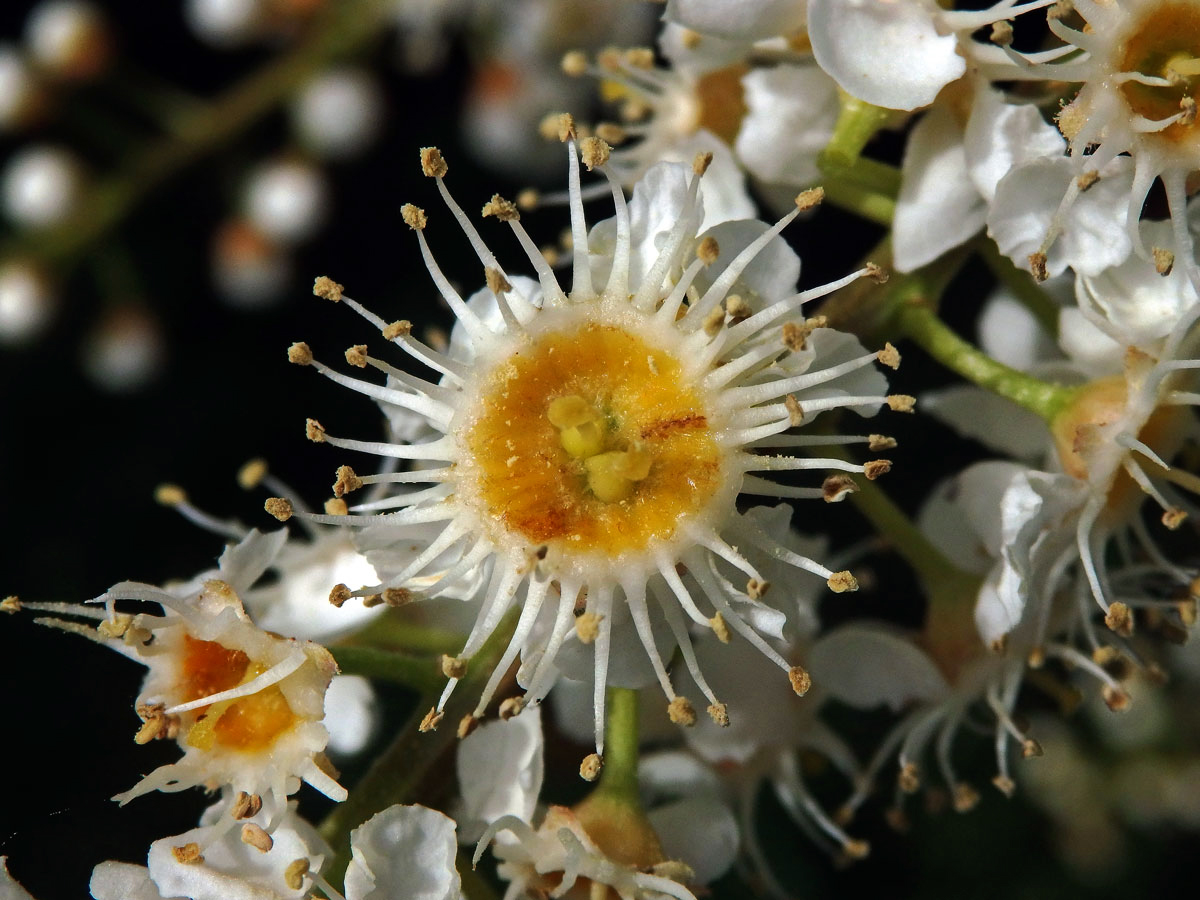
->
[[0, 2, 1196, 898]]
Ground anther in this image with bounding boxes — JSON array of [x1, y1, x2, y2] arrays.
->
[[668, 696, 697, 726], [823, 474, 858, 502], [457, 714, 478, 739], [785, 394, 804, 426], [580, 753, 604, 781], [401, 203, 427, 230], [481, 194, 520, 221], [382, 319, 412, 340], [441, 654, 467, 679], [288, 341, 313, 365], [1162, 508, 1187, 530], [579, 136, 611, 170], [485, 267, 512, 295], [556, 112, 576, 142], [898, 762, 920, 793], [561, 50, 588, 76], [313, 275, 343, 301], [788, 665, 811, 696], [1028, 251, 1049, 282], [264, 497, 293, 522], [382, 588, 413, 606], [826, 571, 859, 593], [283, 859, 309, 891], [794, 187, 824, 212], [172, 843, 204, 864], [575, 611, 602, 644], [1022, 738, 1043, 758], [231, 791, 263, 820], [886, 394, 916, 413], [238, 458, 268, 490], [746, 578, 770, 600], [1104, 601, 1134, 637], [992, 774, 1016, 797], [869, 434, 897, 451], [842, 839, 871, 861], [343, 344, 368, 368], [324, 498, 348, 516], [1075, 170, 1100, 192], [990, 19, 1013, 46], [953, 783, 980, 813], [1153, 247, 1175, 275], [595, 122, 626, 144], [624, 47, 655, 69], [240, 823, 273, 853], [692, 151, 713, 176], [877, 343, 901, 369], [1, 596, 20, 614], [1102, 685, 1131, 712], [328, 584, 351, 608], [332, 465, 363, 497], [419, 147, 448, 178], [154, 483, 187, 506], [419, 707, 444, 732], [707, 702, 729, 726], [863, 460, 892, 480], [696, 236, 720, 265], [499, 696, 525, 720], [305, 418, 327, 442], [709, 613, 731, 643]]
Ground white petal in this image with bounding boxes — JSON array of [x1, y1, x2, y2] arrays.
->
[[977, 285, 1063, 372], [915, 475, 997, 577], [1058, 306, 1125, 377], [456, 708, 544, 841], [90, 863, 169, 900], [648, 797, 739, 884], [964, 85, 1065, 202], [735, 65, 839, 187], [894, 106, 986, 272], [808, 0, 964, 110], [323, 674, 378, 757], [692, 219, 801, 308], [344, 805, 464, 900], [957, 460, 1034, 557], [1, 859, 38, 900], [922, 386, 1048, 461], [218, 528, 289, 596], [638, 750, 724, 803], [665, 0, 807, 41], [808, 625, 950, 711]]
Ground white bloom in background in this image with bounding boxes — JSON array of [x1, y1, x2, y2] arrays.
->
[[211, 218, 293, 309], [80, 305, 165, 393], [185, 0, 265, 49], [281, 131, 897, 771], [0, 259, 55, 345], [244, 158, 330, 246], [24, 0, 110, 81], [456, 708, 544, 842], [0, 45, 42, 131], [292, 68, 385, 161], [342, 805, 464, 900], [664, 0, 807, 42], [1, 144, 81, 230]]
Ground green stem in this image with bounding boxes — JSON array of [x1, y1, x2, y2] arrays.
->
[[819, 90, 893, 171], [2, 0, 388, 268], [327, 645, 444, 693], [977, 237, 1061, 338], [318, 606, 520, 888], [596, 687, 640, 803], [895, 299, 1077, 423], [341, 612, 466, 656], [821, 178, 895, 227]]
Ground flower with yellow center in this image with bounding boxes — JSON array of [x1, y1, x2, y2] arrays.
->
[[281, 120, 901, 769]]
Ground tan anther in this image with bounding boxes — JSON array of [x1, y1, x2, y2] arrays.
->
[[561, 49, 588, 76], [419, 147, 448, 178], [499, 696, 526, 720], [485, 268, 512, 297], [419, 707, 444, 732], [794, 187, 825, 212], [328, 584, 351, 608], [240, 823, 273, 853], [580, 753, 604, 781], [785, 394, 804, 426], [886, 394, 916, 413], [953, 783, 980, 813], [1104, 601, 1134, 637], [781, 321, 806, 351], [264, 497, 293, 522], [237, 458, 268, 490], [324, 497, 348, 516], [668, 696, 697, 726], [747, 578, 770, 600], [822, 474, 858, 503], [884, 807, 910, 832], [133, 704, 176, 744], [707, 702, 729, 726], [595, 122, 626, 144], [1076, 169, 1100, 192], [650, 861, 695, 883], [1162, 507, 1187, 530], [868, 434, 897, 452], [680, 27, 702, 49], [898, 762, 920, 793], [1048, 0, 1073, 20], [516, 188, 540, 211], [482, 194, 520, 221], [1027, 646, 1046, 668], [579, 136, 611, 170], [990, 634, 1008, 655], [1102, 685, 1131, 711], [877, 343, 901, 370], [863, 460, 892, 481], [361, 594, 383, 608], [99, 616, 130, 638], [556, 112, 577, 142], [401, 203, 427, 231], [538, 112, 563, 141], [992, 774, 1016, 798], [284, 859, 309, 891], [725, 295, 752, 323], [0, 596, 20, 614], [842, 839, 870, 861], [865, 262, 889, 283], [457, 714, 479, 739], [332, 465, 363, 498], [382, 587, 413, 606], [1152, 247, 1175, 276], [172, 843, 204, 864], [709, 612, 731, 643], [154, 483, 187, 506], [305, 417, 327, 442], [313, 275, 343, 301], [624, 47, 655, 69], [1092, 644, 1122, 668], [1028, 251, 1049, 282], [1180, 95, 1197, 126], [692, 151, 713, 176], [441, 654, 467, 679], [288, 341, 313, 365], [1022, 738, 1043, 758], [597, 46, 623, 71], [575, 611, 602, 644], [231, 791, 263, 820], [827, 571, 859, 593], [340, 345, 368, 369], [990, 19, 1014, 45], [788, 665, 811, 696], [1178, 596, 1197, 627], [702, 304, 726, 337], [697, 235, 720, 265]]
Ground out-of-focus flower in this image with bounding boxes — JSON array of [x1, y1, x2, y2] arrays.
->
[[80, 305, 166, 393], [244, 158, 330, 246], [2, 144, 82, 230], [24, 0, 110, 81], [0, 260, 55, 345], [292, 68, 385, 161]]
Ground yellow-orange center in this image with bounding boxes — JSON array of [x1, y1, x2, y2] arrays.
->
[[1119, 1, 1200, 143], [179, 635, 299, 753], [462, 322, 724, 557]]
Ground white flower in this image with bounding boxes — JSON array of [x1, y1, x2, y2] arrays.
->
[[283, 134, 896, 767], [342, 805, 464, 900], [1, 858, 37, 900]]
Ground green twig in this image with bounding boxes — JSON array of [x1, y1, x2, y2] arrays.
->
[[596, 686, 640, 803], [819, 90, 893, 172], [328, 645, 444, 693]]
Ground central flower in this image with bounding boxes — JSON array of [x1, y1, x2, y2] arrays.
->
[[1117, 0, 1200, 146], [459, 314, 728, 563]]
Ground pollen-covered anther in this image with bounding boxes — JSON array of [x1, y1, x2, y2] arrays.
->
[[264, 497, 293, 522], [842, 839, 871, 861], [481, 194, 520, 221], [575, 611, 602, 644], [868, 434, 897, 451], [863, 460, 892, 481], [702, 304, 726, 337], [696, 235, 720, 265], [419, 707, 444, 732], [1178, 596, 1198, 627], [382, 587, 413, 607], [788, 665, 812, 696], [992, 774, 1016, 798], [172, 843, 203, 865], [953, 783, 980, 813], [401, 203, 427, 231], [382, 319, 412, 340], [240, 823, 273, 853], [595, 122, 626, 144], [133, 704, 178, 744], [623, 46, 655, 69], [580, 753, 604, 781], [516, 188, 540, 212], [1076, 169, 1100, 192], [231, 791, 263, 820], [441, 654, 467, 679], [1152, 247, 1176, 276], [560, 49, 588, 76], [990, 19, 1014, 46], [822, 474, 858, 503], [154, 483, 187, 507], [328, 584, 351, 608], [865, 262, 888, 283], [323, 498, 348, 516], [287, 341, 313, 366], [579, 136, 611, 171], [1162, 507, 1187, 530], [1022, 738, 1043, 759], [707, 702, 729, 726], [1103, 685, 1131, 712], [692, 151, 713, 175], [746, 578, 770, 600], [886, 394, 916, 413], [709, 613, 731, 643], [457, 714, 478, 740], [668, 696, 697, 726], [332, 465, 363, 498], [499, 696, 525, 720], [1028, 251, 1049, 282], [238, 458, 267, 490], [419, 146, 448, 179], [485, 267, 512, 296], [556, 112, 577, 142], [313, 275, 343, 302], [1179, 95, 1197, 126], [305, 418, 326, 442], [785, 394, 804, 426], [794, 187, 825, 212], [1, 596, 21, 614], [1105, 601, 1134, 637], [340, 344, 368, 368], [725, 295, 752, 324], [283, 859, 309, 892], [898, 762, 920, 794], [827, 571, 859, 593], [98, 613, 133, 639], [876, 343, 901, 370]]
